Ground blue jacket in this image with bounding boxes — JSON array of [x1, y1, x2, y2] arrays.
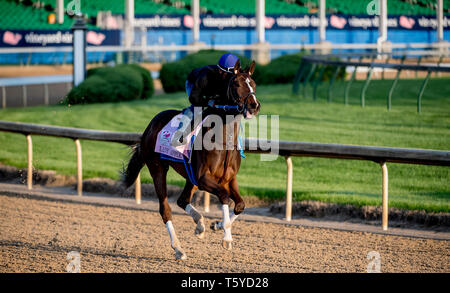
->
[[186, 65, 231, 107]]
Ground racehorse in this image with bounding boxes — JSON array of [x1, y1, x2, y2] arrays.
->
[[122, 60, 260, 260]]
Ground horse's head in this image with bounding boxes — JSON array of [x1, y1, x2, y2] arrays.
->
[[227, 60, 260, 119]]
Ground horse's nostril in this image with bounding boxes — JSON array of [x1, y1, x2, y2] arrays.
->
[[250, 103, 258, 109]]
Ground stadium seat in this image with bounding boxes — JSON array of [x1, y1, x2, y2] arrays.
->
[[0, 0, 447, 31]]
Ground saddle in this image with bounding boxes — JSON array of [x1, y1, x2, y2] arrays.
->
[[154, 106, 246, 186], [154, 112, 205, 161]]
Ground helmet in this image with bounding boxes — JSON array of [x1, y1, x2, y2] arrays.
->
[[217, 53, 239, 73]]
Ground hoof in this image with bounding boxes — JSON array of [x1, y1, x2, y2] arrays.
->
[[195, 218, 206, 239], [174, 248, 187, 260], [210, 221, 221, 231], [222, 240, 232, 251]]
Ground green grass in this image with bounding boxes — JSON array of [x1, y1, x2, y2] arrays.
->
[[0, 77, 449, 212]]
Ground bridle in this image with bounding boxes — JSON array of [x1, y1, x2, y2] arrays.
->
[[224, 74, 255, 114], [208, 72, 256, 116]]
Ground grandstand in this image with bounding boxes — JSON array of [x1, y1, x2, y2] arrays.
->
[[0, 0, 448, 65], [0, 0, 448, 31]]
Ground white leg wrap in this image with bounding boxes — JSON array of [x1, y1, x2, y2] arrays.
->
[[222, 204, 232, 241], [166, 220, 179, 248], [166, 220, 187, 260], [185, 204, 202, 223]]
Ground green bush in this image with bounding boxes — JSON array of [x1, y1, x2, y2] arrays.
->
[[159, 50, 346, 93], [118, 64, 154, 99], [253, 52, 346, 85], [65, 75, 114, 104], [66, 64, 153, 104], [252, 52, 307, 85], [160, 50, 252, 93]]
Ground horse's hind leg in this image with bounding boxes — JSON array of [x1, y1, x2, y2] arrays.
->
[[147, 161, 187, 260], [177, 181, 206, 239]]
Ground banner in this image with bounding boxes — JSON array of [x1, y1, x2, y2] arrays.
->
[[132, 14, 450, 31], [0, 29, 120, 47]]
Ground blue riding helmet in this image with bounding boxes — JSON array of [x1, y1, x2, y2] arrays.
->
[[217, 53, 239, 73]]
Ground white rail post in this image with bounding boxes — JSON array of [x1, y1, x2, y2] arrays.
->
[[135, 172, 141, 204], [437, 0, 443, 42], [57, 0, 64, 24], [124, 0, 135, 49], [318, 0, 326, 43], [204, 191, 210, 213], [26, 135, 33, 190], [74, 139, 82, 196], [377, 0, 391, 54], [191, 0, 200, 44], [72, 17, 87, 86], [256, 0, 265, 43], [285, 156, 293, 221], [380, 162, 388, 230]]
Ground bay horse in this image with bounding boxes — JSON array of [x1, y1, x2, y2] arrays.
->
[[122, 60, 260, 260]]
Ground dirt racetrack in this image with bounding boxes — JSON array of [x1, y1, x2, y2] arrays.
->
[[0, 193, 449, 273]]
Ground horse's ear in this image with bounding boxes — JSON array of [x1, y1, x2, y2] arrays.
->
[[248, 60, 256, 76], [233, 60, 240, 75]]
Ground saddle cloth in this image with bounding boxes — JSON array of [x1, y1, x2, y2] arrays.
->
[[154, 113, 205, 160]]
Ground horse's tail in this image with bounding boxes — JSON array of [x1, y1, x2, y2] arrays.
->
[[121, 143, 145, 188]]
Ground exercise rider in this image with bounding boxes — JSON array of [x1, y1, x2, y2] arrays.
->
[[171, 53, 240, 147]]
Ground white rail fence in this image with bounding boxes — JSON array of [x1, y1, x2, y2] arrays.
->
[[0, 120, 449, 230]]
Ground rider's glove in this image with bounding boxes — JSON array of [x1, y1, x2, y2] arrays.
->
[[207, 100, 215, 107]]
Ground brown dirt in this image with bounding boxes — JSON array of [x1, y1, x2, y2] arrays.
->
[[0, 64, 164, 95], [0, 163, 271, 209], [0, 194, 448, 273]]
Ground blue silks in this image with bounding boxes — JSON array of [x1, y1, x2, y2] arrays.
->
[[185, 80, 193, 97], [238, 134, 245, 159]]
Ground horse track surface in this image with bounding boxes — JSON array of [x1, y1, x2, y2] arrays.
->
[[1, 192, 449, 273]]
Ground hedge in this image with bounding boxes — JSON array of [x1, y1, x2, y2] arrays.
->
[[65, 64, 153, 105], [252, 52, 307, 84], [253, 51, 346, 85], [160, 50, 345, 93]]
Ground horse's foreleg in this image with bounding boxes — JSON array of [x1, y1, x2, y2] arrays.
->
[[177, 181, 205, 239], [211, 177, 244, 231], [165, 217, 186, 260], [197, 174, 233, 250]]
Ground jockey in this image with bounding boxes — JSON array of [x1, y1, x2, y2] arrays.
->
[[171, 53, 240, 147]]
